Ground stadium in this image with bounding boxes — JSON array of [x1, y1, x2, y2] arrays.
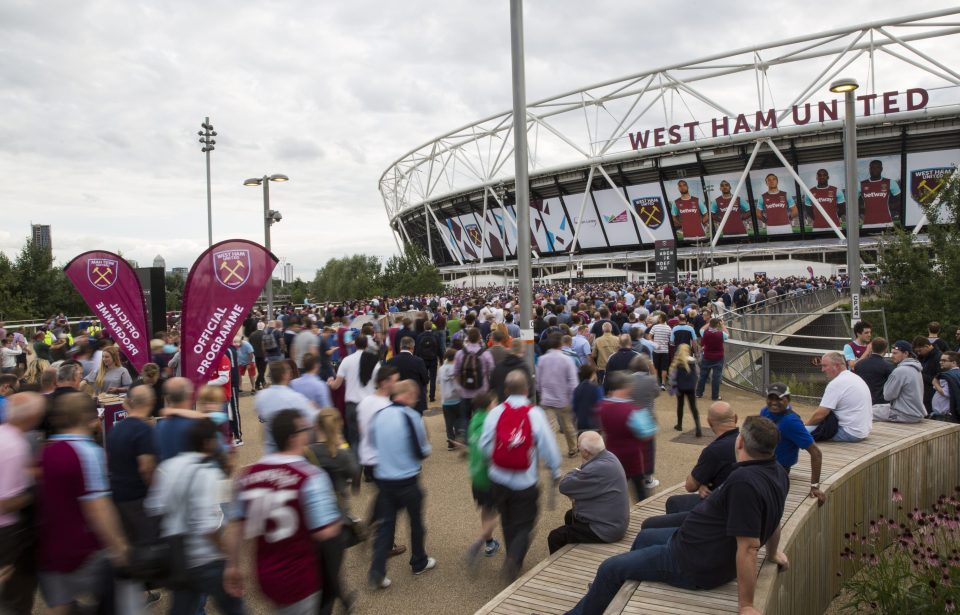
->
[[379, 10, 960, 284]]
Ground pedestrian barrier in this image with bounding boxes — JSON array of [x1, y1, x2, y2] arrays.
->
[[474, 419, 960, 615]]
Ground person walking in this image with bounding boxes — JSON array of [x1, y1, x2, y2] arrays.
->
[[696, 317, 728, 401], [668, 344, 701, 436], [536, 332, 579, 457]]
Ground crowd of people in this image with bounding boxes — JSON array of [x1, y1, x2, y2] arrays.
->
[[0, 272, 954, 615]]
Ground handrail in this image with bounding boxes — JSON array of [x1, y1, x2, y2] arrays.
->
[[724, 338, 837, 355]]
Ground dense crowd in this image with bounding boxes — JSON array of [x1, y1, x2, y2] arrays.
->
[[3, 272, 952, 615]]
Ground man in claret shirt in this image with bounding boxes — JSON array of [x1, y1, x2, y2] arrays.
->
[[670, 180, 708, 240], [709, 179, 751, 238], [226, 409, 341, 613], [755, 173, 798, 234], [804, 169, 845, 230], [859, 159, 901, 228]]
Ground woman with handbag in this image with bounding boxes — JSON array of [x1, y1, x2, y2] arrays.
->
[[305, 408, 361, 614]]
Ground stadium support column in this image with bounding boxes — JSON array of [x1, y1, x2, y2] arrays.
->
[[831, 78, 860, 328], [510, 0, 534, 371]]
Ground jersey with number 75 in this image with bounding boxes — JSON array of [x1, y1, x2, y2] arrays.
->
[[235, 456, 341, 607]]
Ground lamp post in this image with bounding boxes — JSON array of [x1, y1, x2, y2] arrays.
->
[[198, 118, 217, 247], [243, 174, 289, 319], [830, 77, 860, 328]]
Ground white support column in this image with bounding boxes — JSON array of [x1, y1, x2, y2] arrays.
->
[[569, 165, 597, 252], [479, 191, 489, 265], [763, 138, 846, 240], [426, 204, 465, 266], [486, 186, 540, 259], [595, 165, 658, 244], [424, 205, 433, 261], [711, 141, 764, 247]]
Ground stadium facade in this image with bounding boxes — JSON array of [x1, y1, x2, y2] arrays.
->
[[380, 10, 960, 283]]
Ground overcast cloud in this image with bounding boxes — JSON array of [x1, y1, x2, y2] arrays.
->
[[1, 0, 958, 279]]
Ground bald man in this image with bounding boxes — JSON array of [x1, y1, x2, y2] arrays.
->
[[0, 393, 44, 613], [604, 334, 640, 375], [641, 402, 739, 529]]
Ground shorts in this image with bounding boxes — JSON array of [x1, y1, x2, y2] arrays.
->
[[39, 550, 109, 607], [240, 363, 256, 377], [652, 352, 670, 372], [472, 485, 495, 510]]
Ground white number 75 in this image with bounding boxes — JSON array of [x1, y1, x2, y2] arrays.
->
[[240, 488, 299, 543]]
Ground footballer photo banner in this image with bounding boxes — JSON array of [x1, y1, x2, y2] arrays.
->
[[65, 250, 151, 370], [180, 239, 278, 393]]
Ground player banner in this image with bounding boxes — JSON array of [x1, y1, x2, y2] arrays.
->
[[180, 239, 278, 393], [65, 250, 151, 371]]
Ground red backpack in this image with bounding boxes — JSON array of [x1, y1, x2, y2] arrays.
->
[[492, 403, 534, 470]]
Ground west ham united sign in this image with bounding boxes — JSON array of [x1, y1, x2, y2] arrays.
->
[[213, 249, 251, 289], [910, 167, 955, 205], [87, 257, 118, 290]]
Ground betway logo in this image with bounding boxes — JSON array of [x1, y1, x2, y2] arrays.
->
[[862, 192, 887, 198]]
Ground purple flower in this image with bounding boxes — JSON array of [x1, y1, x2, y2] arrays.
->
[[892, 488, 904, 502]]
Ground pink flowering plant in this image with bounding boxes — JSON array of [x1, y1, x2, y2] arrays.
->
[[836, 487, 960, 614]]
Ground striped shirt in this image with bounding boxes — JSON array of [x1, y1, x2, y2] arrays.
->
[[650, 324, 672, 354]]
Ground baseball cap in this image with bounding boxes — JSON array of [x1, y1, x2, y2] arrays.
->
[[766, 383, 791, 398], [892, 340, 914, 354]]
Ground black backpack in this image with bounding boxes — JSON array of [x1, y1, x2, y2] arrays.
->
[[459, 348, 486, 391], [418, 333, 438, 363], [262, 328, 279, 353]]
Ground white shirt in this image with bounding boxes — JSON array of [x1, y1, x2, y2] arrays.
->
[[820, 370, 873, 439], [336, 351, 380, 404], [356, 393, 392, 466]]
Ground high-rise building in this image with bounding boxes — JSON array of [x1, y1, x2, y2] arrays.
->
[[283, 262, 295, 284], [153, 254, 166, 270], [31, 224, 52, 258]]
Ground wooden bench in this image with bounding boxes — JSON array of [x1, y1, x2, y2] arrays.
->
[[475, 420, 960, 615]]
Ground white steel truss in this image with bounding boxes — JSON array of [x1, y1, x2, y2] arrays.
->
[[381, 9, 960, 234]]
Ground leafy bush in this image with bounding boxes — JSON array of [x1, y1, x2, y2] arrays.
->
[[836, 487, 960, 614]]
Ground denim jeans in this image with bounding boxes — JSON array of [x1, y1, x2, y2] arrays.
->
[[805, 423, 864, 442], [696, 358, 724, 399], [566, 528, 695, 615], [369, 477, 429, 584], [170, 560, 244, 615]]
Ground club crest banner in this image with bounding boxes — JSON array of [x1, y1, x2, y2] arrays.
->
[[180, 239, 277, 392], [65, 250, 151, 370]]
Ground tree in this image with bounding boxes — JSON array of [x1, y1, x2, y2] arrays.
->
[[310, 254, 383, 302], [380, 244, 443, 297], [877, 174, 960, 341], [165, 272, 185, 311]]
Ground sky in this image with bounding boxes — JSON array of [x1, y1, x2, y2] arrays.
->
[[2, 0, 958, 280]]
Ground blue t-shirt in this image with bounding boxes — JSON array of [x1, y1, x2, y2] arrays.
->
[[156, 415, 198, 462], [106, 416, 156, 501], [760, 406, 814, 469]]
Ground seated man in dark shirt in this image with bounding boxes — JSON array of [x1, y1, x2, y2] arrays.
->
[[566, 415, 789, 615], [642, 401, 739, 529], [853, 337, 893, 405]]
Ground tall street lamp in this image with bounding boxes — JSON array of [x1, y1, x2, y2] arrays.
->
[[830, 77, 860, 328], [243, 174, 289, 319], [198, 118, 217, 247]]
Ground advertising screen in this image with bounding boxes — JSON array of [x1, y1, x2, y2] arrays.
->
[[563, 192, 606, 250], [904, 149, 959, 226], [702, 172, 754, 239], [625, 181, 676, 245], [591, 187, 642, 246], [663, 177, 709, 243], [856, 154, 901, 230], [530, 197, 574, 253], [797, 161, 848, 232], [749, 167, 800, 237]]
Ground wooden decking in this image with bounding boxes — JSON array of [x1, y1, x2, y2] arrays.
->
[[475, 419, 960, 615]]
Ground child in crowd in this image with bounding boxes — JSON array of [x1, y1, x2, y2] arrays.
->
[[465, 391, 500, 562], [438, 348, 461, 449], [573, 363, 602, 433]]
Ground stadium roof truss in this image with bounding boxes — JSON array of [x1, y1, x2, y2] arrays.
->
[[380, 9, 960, 260]]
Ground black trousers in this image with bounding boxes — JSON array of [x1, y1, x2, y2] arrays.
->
[[316, 533, 348, 615], [675, 390, 700, 430], [254, 357, 267, 389], [426, 362, 438, 401], [0, 518, 37, 614], [491, 482, 539, 570], [369, 477, 428, 583], [547, 509, 604, 554], [640, 511, 689, 530]]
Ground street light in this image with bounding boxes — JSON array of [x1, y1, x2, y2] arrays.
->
[[198, 118, 217, 247], [243, 174, 289, 319], [829, 77, 861, 328]]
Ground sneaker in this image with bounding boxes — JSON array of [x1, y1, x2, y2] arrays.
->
[[389, 544, 407, 557], [145, 591, 162, 607], [233, 438, 244, 447], [413, 557, 437, 575], [644, 477, 660, 489], [464, 541, 482, 567], [370, 577, 391, 590], [484, 539, 501, 557], [567, 449, 578, 457], [660, 384, 666, 391]]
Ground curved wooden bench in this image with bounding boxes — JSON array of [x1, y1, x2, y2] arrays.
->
[[474, 420, 960, 615]]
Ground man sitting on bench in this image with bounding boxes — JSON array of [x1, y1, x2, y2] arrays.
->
[[641, 401, 738, 529], [565, 416, 789, 615]]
